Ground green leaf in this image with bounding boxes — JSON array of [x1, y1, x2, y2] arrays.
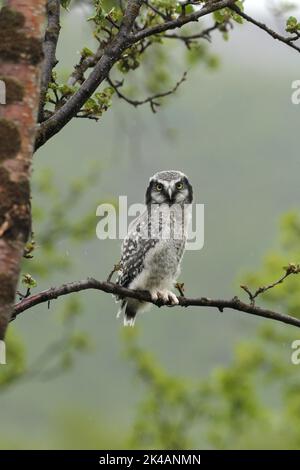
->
[[81, 47, 93, 59], [213, 9, 227, 24], [23, 238, 36, 259], [286, 16, 300, 32], [61, 0, 72, 10], [70, 332, 91, 351], [232, 12, 243, 24], [87, 0, 106, 26], [184, 4, 194, 15], [234, 0, 244, 11], [58, 84, 76, 96], [21, 273, 37, 288]]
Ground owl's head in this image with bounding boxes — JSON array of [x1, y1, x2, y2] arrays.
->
[[145, 170, 193, 205]]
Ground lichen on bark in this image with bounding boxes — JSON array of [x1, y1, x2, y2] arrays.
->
[[0, 167, 31, 241], [0, 76, 24, 104], [0, 7, 43, 65], [0, 118, 21, 161]]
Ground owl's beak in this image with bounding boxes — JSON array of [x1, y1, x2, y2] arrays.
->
[[168, 187, 173, 200]]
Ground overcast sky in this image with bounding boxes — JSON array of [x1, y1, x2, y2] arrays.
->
[[246, 0, 300, 14]]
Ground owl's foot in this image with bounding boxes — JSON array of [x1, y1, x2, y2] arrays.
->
[[150, 290, 179, 306]]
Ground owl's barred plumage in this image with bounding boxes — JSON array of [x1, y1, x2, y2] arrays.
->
[[116, 170, 193, 326]]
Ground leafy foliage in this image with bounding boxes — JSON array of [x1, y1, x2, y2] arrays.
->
[[61, 0, 73, 10], [45, 0, 244, 120], [83, 87, 115, 117], [286, 15, 300, 33]]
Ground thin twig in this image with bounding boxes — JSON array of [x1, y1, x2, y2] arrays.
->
[[107, 263, 122, 282], [75, 113, 100, 121], [108, 72, 187, 112], [175, 282, 185, 297], [143, 0, 169, 21], [241, 263, 300, 306], [162, 23, 219, 46], [230, 4, 300, 54]]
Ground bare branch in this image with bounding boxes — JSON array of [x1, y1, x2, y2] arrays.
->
[[74, 113, 100, 121], [230, 4, 300, 54], [108, 72, 187, 112], [142, 0, 169, 21], [11, 276, 300, 329], [38, 0, 61, 121], [241, 263, 300, 306], [162, 23, 219, 47], [107, 263, 122, 282]]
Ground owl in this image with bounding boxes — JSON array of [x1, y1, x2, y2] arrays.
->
[[116, 170, 193, 326]]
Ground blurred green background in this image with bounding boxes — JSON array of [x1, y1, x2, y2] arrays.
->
[[1, 1, 300, 449]]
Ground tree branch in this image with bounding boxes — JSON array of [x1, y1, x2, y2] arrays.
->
[[35, 0, 144, 150], [133, 0, 236, 42], [241, 263, 300, 306], [107, 71, 187, 112], [230, 4, 300, 54], [67, 46, 104, 87], [34, 0, 300, 151], [38, 0, 61, 121], [34, 0, 235, 150], [11, 277, 300, 329], [162, 23, 219, 47], [142, 0, 169, 21]]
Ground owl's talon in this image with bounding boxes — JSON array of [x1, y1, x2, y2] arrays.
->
[[150, 291, 159, 303], [168, 291, 179, 305], [151, 289, 179, 306]]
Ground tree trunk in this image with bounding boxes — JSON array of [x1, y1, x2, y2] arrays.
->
[[0, 1, 46, 339]]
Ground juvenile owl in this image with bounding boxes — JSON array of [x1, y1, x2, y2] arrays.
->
[[116, 170, 193, 326]]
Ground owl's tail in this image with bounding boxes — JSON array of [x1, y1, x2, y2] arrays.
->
[[117, 299, 137, 327]]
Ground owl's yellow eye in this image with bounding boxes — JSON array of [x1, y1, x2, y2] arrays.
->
[[155, 183, 163, 191], [176, 182, 184, 190]]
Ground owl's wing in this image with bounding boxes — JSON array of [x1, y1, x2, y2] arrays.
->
[[116, 210, 158, 289]]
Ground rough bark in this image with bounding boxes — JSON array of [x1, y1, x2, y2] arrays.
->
[[0, 1, 46, 339], [38, 0, 60, 122]]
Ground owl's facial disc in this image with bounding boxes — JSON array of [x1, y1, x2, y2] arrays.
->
[[145, 171, 193, 205]]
